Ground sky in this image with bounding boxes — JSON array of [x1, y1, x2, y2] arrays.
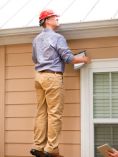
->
[[0, 0, 118, 29]]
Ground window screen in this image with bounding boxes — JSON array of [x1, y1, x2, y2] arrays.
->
[[93, 72, 118, 118], [94, 124, 118, 157], [93, 72, 118, 157]]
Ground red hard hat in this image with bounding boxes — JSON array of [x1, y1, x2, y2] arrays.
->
[[39, 9, 59, 21]]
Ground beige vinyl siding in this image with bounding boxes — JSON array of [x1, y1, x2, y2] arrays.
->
[[0, 46, 5, 157], [4, 44, 81, 157], [68, 36, 118, 59]]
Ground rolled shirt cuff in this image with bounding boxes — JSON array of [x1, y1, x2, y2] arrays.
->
[[65, 54, 74, 63]]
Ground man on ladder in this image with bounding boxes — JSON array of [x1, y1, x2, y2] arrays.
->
[[30, 9, 90, 157]]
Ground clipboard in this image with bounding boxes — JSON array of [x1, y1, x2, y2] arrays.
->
[[74, 51, 86, 70], [97, 144, 114, 157]]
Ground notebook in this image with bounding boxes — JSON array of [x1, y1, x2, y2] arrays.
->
[[74, 51, 86, 70], [97, 144, 114, 157]]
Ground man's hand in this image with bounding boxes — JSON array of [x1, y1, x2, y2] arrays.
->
[[82, 56, 90, 64], [108, 149, 118, 157], [71, 55, 90, 64]]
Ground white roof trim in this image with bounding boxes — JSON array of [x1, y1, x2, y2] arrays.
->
[[0, 19, 118, 45]]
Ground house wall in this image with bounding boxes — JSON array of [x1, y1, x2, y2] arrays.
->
[[0, 36, 118, 157], [69, 36, 118, 58]]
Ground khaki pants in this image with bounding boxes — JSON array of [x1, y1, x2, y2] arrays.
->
[[33, 72, 64, 153]]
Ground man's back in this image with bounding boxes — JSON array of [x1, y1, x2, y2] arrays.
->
[[32, 28, 73, 72]]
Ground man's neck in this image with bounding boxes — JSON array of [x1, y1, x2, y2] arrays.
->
[[45, 25, 56, 31]]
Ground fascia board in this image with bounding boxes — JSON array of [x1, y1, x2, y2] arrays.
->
[[0, 19, 118, 45]]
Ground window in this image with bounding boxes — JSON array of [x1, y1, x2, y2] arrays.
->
[[81, 59, 118, 157]]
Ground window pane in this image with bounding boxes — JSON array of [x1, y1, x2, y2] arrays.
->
[[93, 73, 110, 118], [94, 124, 118, 157], [112, 73, 118, 118], [93, 72, 118, 118]]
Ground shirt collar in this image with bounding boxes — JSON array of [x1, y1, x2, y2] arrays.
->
[[43, 28, 54, 33]]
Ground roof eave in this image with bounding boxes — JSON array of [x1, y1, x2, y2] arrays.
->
[[0, 19, 118, 45]]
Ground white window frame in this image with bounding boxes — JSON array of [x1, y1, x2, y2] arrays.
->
[[80, 58, 118, 157]]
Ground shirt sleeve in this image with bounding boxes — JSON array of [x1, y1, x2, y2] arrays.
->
[[32, 40, 38, 64], [56, 35, 74, 63]]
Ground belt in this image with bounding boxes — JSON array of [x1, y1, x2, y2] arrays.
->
[[38, 70, 63, 75]]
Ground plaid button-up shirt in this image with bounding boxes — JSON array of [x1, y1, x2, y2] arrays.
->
[[32, 28, 74, 72]]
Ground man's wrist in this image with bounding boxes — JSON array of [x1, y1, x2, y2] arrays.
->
[[82, 56, 86, 63]]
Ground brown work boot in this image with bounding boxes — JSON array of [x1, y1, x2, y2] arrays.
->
[[30, 149, 45, 157], [45, 152, 64, 157]]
